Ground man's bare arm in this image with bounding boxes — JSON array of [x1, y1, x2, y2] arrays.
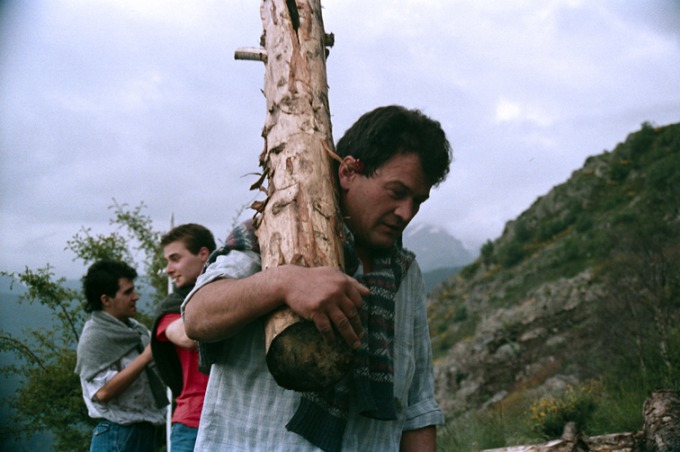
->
[[183, 265, 369, 348], [400, 426, 436, 452], [165, 317, 196, 349], [94, 344, 153, 403]]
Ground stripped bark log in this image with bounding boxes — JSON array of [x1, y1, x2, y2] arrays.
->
[[643, 390, 680, 452], [249, 0, 351, 392]]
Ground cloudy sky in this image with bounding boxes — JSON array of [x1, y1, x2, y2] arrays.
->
[[1, 0, 679, 279]]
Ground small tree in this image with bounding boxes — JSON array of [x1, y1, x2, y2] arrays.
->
[[593, 220, 680, 388], [0, 201, 167, 450]]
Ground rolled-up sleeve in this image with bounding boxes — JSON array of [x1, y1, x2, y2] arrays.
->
[[181, 250, 261, 314], [401, 264, 445, 431]]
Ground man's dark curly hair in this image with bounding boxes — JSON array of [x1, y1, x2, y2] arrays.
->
[[82, 259, 137, 312], [335, 105, 452, 186], [160, 223, 216, 255]]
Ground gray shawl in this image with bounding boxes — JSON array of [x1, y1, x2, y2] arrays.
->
[[75, 310, 168, 408]]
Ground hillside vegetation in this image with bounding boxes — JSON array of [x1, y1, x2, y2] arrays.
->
[[428, 122, 680, 449]]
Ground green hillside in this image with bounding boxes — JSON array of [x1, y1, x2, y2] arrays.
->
[[428, 122, 680, 448]]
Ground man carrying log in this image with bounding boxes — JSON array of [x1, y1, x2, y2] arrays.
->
[[183, 105, 452, 451]]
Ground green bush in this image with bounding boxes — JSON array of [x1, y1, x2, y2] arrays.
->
[[481, 240, 495, 266], [573, 215, 593, 233], [514, 221, 532, 243], [453, 305, 468, 323], [460, 261, 479, 280], [609, 159, 631, 182], [497, 242, 526, 267], [528, 383, 598, 438]]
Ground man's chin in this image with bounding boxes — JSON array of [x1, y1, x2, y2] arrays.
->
[[172, 278, 184, 287], [368, 235, 398, 254]]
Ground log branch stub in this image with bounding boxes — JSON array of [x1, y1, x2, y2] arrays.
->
[[234, 47, 268, 62]]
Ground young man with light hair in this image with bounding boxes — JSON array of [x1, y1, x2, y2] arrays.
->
[[151, 223, 216, 451]]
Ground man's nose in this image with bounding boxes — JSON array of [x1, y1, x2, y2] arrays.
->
[[395, 199, 418, 222]]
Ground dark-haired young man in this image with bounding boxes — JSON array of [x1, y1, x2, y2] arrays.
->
[[151, 223, 216, 452], [76, 259, 167, 451], [184, 105, 452, 451]]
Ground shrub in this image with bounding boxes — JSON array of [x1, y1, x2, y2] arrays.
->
[[497, 242, 525, 267], [460, 261, 479, 280], [481, 240, 495, 266], [453, 305, 468, 323], [528, 383, 598, 438]]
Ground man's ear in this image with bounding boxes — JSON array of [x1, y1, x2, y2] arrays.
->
[[100, 294, 110, 308], [198, 246, 210, 264], [338, 156, 362, 190]]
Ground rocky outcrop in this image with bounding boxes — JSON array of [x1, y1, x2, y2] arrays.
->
[[433, 270, 601, 417]]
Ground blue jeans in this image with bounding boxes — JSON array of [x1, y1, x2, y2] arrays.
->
[[90, 420, 158, 451], [170, 423, 198, 452]]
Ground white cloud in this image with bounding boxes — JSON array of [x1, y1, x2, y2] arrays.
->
[[495, 98, 522, 123], [494, 97, 555, 127]]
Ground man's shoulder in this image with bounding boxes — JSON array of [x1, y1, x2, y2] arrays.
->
[[209, 219, 259, 261], [77, 316, 96, 341]]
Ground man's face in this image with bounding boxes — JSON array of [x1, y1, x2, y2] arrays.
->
[[163, 240, 209, 288], [102, 278, 139, 322], [340, 152, 432, 254]]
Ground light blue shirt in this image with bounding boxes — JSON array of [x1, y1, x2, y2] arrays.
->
[[183, 249, 443, 451]]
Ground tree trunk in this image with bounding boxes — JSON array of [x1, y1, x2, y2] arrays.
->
[[252, 0, 351, 392], [643, 390, 680, 452]]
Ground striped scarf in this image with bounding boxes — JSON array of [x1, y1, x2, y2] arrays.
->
[[202, 219, 413, 452]]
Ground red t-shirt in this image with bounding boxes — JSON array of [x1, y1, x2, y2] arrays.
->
[[155, 313, 209, 428]]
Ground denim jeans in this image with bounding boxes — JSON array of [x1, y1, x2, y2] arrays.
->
[[90, 420, 158, 451], [169, 423, 198, 452]]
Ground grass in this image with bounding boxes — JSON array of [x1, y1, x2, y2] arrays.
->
[[436, 371, 676, 451], [437, 393, 541, 451]]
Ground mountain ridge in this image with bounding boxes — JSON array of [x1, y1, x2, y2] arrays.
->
[[427, 121, 680, 424]]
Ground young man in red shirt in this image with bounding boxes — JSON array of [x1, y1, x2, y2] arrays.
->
[[151, 223, 216, 451]]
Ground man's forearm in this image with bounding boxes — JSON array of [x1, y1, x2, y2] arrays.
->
[[94, 349, 152, 403], [184, 264, 368, 347], [400, 426, 436, 452], [183, 269, 284, 342], [165, 317, 197, 349]]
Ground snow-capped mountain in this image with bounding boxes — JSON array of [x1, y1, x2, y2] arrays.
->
[[403, 223, 476, 273]]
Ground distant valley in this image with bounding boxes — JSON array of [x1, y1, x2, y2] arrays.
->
[[403, 222, 477, 293]]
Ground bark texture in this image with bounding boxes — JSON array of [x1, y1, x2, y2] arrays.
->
[[643, 390, 680, 452], [254, 0, 350, 391]]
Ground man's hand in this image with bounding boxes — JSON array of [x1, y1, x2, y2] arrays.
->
[[277, 266, 369, 349]]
